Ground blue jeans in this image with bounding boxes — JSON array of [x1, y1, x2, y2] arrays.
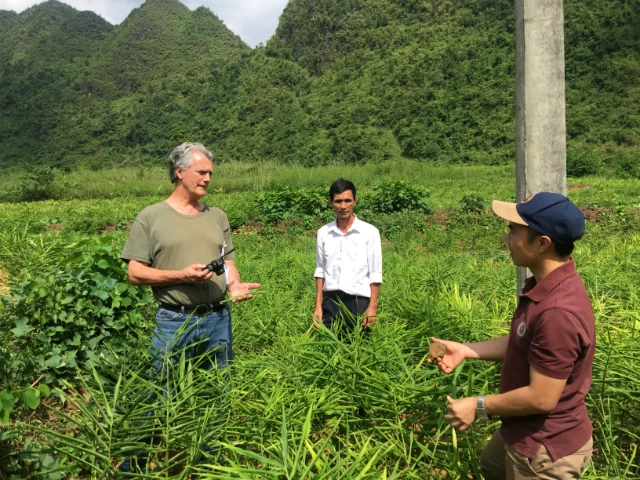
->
[[150, 304, 233, 374]]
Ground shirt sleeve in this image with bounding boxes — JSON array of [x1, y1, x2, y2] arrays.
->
[[528, 309, 587, 380], [368, 227, 383, 284], [314, 229, 324, 278], [120, 213, 151, 264]]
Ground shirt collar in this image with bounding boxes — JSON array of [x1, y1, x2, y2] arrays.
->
[[521, 258, 578, 303], [328, 215, 361, 234]]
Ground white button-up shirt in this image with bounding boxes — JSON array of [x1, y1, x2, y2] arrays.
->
[[314, 216, 383, 298]]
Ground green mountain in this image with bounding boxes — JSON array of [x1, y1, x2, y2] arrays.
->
[[83, 0, 247, 98], [0, 0, 637, 174], [0, 10, 17, 26], [266, 0, 640, 168], [51, 0, 250, 165], [0, 1, 112, 159]]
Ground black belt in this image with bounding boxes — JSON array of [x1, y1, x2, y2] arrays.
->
[[159, 302, 226, 316]]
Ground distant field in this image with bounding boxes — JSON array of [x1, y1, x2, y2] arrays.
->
[[1, 160, 639, 208], [0, 164, 638, 478]]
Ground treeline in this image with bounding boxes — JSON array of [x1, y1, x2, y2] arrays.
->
[[0, 0, 638, 176]]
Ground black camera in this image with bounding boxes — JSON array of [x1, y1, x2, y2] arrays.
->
[[203, 247, 235, 276]]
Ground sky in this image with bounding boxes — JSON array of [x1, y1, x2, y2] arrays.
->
[[0, 0, 290, 47]]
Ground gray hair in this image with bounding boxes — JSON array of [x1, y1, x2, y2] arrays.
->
[[168, 142, 213, 183]]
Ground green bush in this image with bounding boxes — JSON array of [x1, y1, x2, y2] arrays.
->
[[610, 153, 639, 179], [256, 186, 332, 223], [567, 151, 602, 177], [0, 166, 60, 203], [459, 193, 487, 214], [0, 237, 153, 385], [369, 180, 431, 214]]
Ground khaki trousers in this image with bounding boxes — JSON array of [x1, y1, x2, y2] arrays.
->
[[480, 429, 593, 479]]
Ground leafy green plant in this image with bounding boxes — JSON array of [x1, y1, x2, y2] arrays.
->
[[459, 193, 487, 214], [1, 237, 153, 385], [610, 153, 639, 179], [369, 180, 431, 214], [256, 186, 331, 223], [11, 165, 59, 202], [567, 151, 602, 177], [0, 384, 51, 424]]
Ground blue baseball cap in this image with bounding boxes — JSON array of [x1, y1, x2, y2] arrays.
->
[[492, 192, 585, 245]]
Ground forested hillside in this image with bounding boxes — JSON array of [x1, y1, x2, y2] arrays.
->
[[0, 0, 638, 174]]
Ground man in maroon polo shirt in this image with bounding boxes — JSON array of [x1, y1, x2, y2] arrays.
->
[[430, 192, 595, 479]]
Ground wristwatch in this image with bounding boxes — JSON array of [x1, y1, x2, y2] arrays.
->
[[476, 395, 491, 420]]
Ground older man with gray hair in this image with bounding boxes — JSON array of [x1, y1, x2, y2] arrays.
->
[[122, 141, 259, 368], [119, 142, 259, 471]]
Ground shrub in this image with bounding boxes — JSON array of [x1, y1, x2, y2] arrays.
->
[[567, 151, 602, 177], [255, 186, 331, 223], [610, 153, 639, 179], [6, 165, 60, 202], [370, 180, 431, 214], [0, 237, 154, 385], [459, 193, 487, 214]]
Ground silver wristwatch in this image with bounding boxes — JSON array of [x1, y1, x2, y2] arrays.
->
[[477, 395, 491, 420]]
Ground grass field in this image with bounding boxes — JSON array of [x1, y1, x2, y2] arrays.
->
[[0, 162, 639, 478]]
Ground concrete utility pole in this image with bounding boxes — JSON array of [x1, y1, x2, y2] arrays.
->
[[515, 0, 567, 291]]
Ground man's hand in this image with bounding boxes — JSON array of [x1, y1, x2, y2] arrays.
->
[[181, 264, 214, 283], [313, 307, 323, 328], [227, 282, 261, 303], [428, 337, 470, 374], [445, 396, 478, 432], [362, 306, 377, 328]]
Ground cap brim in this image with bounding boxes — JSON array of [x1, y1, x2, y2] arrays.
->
[[491, 200, 528, 225]]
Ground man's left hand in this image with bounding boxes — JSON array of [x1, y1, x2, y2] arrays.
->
[[228, 283, 261, 303], [362, 307, 377, 328], [444, 396, 477, 432]]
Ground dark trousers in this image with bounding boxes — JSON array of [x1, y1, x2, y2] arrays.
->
[[322, 290, 370, 332]]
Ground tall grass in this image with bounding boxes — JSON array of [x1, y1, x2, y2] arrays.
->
[[1, 166, 639, 477], [4, 224, 636, 478]]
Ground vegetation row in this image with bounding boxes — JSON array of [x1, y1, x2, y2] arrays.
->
[[1, 168, 639, 477]]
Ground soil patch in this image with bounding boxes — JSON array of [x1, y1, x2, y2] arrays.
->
[[46, 222, 66, 231], [580, 207, 609, 222], [233, 221, 262, 235], [104, 221, 134, 233], [428, 209, 451, 226]]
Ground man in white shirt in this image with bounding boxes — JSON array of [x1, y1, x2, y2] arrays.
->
[[313, 179, 383, 333]]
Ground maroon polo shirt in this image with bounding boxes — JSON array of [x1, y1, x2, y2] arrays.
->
[[500, 259, 595, 461]]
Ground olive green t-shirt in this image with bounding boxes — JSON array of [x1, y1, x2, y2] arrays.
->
[[120, 201, 236, 306]]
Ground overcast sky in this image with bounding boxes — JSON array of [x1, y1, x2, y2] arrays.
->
[[0, 0, 290, 47]]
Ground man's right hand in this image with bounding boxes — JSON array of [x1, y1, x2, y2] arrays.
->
[[428, 337, 470, 374], [181, 264, 214, 283], [313, 307, 323, 328]]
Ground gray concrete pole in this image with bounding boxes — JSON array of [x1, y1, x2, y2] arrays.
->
[[515, 0, 567, 292]]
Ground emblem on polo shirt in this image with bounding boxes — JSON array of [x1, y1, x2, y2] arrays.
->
[[516, 320, 527, 337]]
